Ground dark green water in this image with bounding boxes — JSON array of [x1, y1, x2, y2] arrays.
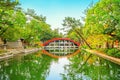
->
[[0, 52, 120, 80]]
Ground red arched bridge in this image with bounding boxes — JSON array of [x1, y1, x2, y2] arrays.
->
[[42, 38, 80, 58]]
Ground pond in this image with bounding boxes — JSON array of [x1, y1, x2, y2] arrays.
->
[[0, 51, 120, 80]]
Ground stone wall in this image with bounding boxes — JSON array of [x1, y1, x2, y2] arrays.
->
[[7, 40, 23, 49]]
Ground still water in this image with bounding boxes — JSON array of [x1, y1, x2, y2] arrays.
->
[[0, 52, 120, 80]]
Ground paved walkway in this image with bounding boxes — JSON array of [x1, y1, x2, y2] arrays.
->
[[0, 48, 41, 61]]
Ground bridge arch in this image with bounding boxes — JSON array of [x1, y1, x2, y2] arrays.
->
[[42, 38, 80, 58]]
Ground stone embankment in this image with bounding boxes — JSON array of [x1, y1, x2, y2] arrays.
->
[[0, 48, 41, 61]]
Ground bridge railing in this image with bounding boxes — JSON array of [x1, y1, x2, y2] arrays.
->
[[42, 38, 80, 58]]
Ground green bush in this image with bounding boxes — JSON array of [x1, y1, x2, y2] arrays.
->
[[105, 48, 120, 58]]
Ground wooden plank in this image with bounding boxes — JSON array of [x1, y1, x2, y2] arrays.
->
[[84, 49, 120, 65]]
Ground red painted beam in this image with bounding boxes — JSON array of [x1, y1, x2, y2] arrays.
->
[[42, 49, 80, 58], [43, 38, 80, 46]]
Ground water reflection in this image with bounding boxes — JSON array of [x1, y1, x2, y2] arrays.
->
[[61, 53, 120, 80], [0, 52, 119, 80], [46, 58, 69, 80], [0, 53, 55, 80]]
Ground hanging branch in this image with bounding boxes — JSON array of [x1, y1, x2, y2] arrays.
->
[[74, 29, 92, 49], [74, 29, 93, 71]]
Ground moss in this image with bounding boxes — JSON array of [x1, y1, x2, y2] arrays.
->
[[0, 50, 7, 54]]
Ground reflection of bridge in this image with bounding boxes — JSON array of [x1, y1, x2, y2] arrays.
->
[[42, 38, 80, 58]]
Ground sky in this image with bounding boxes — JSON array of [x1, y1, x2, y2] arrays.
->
[[19, 0, 99, 30]]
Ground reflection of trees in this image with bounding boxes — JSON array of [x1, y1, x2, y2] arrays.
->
[[0, 54, 56, 80], [61, 53, 120, 80]]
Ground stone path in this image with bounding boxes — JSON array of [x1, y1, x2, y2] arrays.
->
[[0, 48, 41, 61]]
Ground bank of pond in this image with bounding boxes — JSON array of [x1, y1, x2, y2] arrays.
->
[[0, 51, 119, 80]]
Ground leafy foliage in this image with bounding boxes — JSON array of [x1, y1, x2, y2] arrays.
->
[[62, 17, 83, 42], [84, 0, 120, 40], [104, 48, 120, 58], [25, 8, 46, 22], [0, 0, 62, 46]]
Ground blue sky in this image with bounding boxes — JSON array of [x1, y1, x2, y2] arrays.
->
[[19, 0, 99, 30]]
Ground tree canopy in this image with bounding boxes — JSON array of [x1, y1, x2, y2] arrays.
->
[[0, 0, 62, 45], [84, 0, 120, 40]]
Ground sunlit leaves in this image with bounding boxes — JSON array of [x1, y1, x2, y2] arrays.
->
[[83, 0, 120, 49], [86, 34, 108, 48], [84, 0, 120, 38], [1, 10, 26, 41], [0, 0, 19, 41]]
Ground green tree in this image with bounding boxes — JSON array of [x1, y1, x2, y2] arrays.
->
[[62, 17, 92, 49], [62, 17, 83, 41], [62, 17, 82, 32], [84, 0, 120, 40], [0, 0, 19, 43], [25, 8, 46, 22], [24, 8, 62, 43], [2, 10, 26, 41]]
